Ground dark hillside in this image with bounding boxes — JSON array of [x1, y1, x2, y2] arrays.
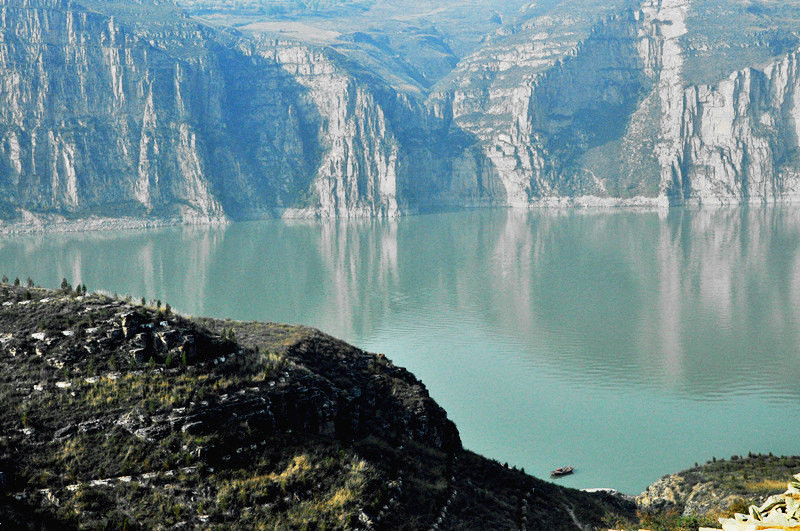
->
[[0, 283, 635, 529]]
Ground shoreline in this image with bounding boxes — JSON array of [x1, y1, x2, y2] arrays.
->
[[5, 196, 800, 236]]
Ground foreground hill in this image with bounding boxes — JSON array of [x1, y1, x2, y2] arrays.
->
[[0, 283, 635, 529]]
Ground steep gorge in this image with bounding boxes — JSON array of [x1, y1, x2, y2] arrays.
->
[[1, 0, 800, 230]]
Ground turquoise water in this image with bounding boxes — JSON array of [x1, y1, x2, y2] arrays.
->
[[2, 207, 800, 494]]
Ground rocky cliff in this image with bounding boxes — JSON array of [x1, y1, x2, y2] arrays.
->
[[636, 454, 800, 528], [427, 0, 800, 207], [0, 0, 418, 227], [674, 52, 800, 204], [0, 0, 227, 223], [1, 0, 800, 230]]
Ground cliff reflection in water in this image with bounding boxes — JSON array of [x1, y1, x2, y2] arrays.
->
[[485, 207, 800, 400], [1, 207, 800, 405]]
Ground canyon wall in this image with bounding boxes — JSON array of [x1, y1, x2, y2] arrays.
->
[[0, 0, 418, 225], [1, 0, 799, 228], [428, 0, 800, 207]]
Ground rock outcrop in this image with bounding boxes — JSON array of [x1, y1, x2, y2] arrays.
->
[[637, 454, 800, 519]]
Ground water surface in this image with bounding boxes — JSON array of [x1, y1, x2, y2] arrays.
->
[[2, 207, 800, 493]]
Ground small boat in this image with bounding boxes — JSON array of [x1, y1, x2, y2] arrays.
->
[[550, 466, 574, 478]]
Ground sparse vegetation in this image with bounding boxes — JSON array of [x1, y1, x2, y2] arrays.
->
[[5, 282, 609, 529], [633, 454, 800, 531]]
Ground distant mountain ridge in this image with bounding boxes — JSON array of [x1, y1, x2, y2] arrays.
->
[[1, 0, 800, 230]]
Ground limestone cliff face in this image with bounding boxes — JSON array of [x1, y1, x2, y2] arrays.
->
[[2, 0, 800, 228], [254, 42, 404, 218], [0, 0, 228, 221], [426, 0, 678, 205], [427, 0, 800, 207], [0, 0, 412, 224], [427, 0, 660, 206], [672, 53, 800, 204]]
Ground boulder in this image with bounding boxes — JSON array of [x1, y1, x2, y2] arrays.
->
[[130, 348, 149, 364], [134, 423, 171, 442], [78, 419, 104, 435], [120, 312, 138, 328], [123, 325, 138, 340], [121, 313, 141, 339], [182, 421, 205, 435], [131, 333, 150, 349], [157, 330, 180, 351]]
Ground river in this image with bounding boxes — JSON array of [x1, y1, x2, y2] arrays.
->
[[2, 207, 799, 493]]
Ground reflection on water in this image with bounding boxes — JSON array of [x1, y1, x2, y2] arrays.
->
[[2, 207, 800, 492]]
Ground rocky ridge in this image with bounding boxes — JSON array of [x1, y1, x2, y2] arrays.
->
[[0, 283, 635, 529]]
